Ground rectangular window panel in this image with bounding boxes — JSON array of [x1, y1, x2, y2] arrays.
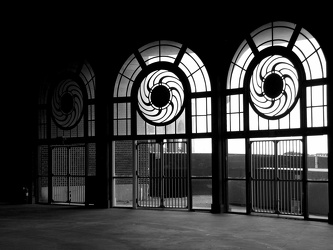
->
[[113, 178, 133, 207], [227, 139, 245, 179], [192, 98, 211, 133], [176, 110, 186, 134], [191, 138, 212, 176], [306, 86, 327, 128], [166, 122, 175, 134], [230, 113, 240, 131], [192, 179, 212, 209], [307, 135, 328, 181], [156, 126, 165, 135], [228, 180, 246, 213], [196, 116, 207, 133], [227, 94, 243, 132], [114, 141, 133, 177], [308, 182, 328, 219], [38, 177, 48, 203], [117, 120, 127, 135], [311, 85, 324, 106], [118, 103, 127, 119], [312, 107, 324, 127], [137, 113, 145, 135], [196, 98, 207, 115], [249, 107, 258, 130]]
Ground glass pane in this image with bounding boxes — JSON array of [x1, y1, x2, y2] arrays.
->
[[38, 177, 48, 203], [227, 64, 243, 89], [191, 139, 212, 177], [114, 178, 133, 207], [295, 33, 316, 59], [307, 135, 328, 181], [114, 141, 133, 177], [312, 107, 324, 127], [311, 86, 324, 106], [137, 113, 145, 135], [117, 120, 127, 135], [196, 98, 207, 115], [308, 52, 323, 80], [228, 139, 245, 179], [230, 114, 240, 131], [228, 180, 246, 213], [196, 116, 207, 133], [308, 182, 328, 219], [230, 95, 239, 113], [253, 28, 271, 52], [192, 138, 212, 153], [191, 69, 206, 92], [192, 179, 212, 209]]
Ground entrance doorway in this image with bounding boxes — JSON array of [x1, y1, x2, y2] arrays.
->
[[136, 140, 188, 209], [51, 145, 86, 204], [250, 139, 303, 216]]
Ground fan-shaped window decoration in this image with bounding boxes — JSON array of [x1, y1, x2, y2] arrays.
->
[[249, 55, 299, 120], [50, 78, 85, 130], [113, 40, 211, 136], [37, 60, 96, 139], [226, 21, 327, 132]]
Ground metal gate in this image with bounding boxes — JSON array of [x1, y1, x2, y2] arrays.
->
[[52, 146, 86, 204], [251, 139, 303, 215], [137, 141, 188, 208]]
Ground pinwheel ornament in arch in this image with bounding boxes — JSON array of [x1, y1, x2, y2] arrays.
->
[[51, 78, 84, 129], [137, 69, 185, 125], [249, 55, 299, 119]]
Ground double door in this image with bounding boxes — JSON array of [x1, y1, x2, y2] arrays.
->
[[51, 146, 86, 204], [136, 141, 188, 208], [251, 139, 303, 215]]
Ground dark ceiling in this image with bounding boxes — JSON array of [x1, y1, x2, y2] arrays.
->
[[4, 4, 331, 128]]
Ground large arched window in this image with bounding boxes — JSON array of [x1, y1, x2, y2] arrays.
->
[[113, 40, 211, 137], [38, 60, 96, 139], [37, 60, 96, 205], [112, 41, 213, 210], [225, 21, 328, 220], [226, 21, 327, 132]]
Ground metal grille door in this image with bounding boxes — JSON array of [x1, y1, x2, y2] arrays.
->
[[52, 146, 86, 204], [52, 147, 68, 203], [137, 141, 188, 209], [251, 140, 303, 215]]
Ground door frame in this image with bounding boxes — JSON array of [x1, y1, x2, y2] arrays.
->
[[135, 139, 190, 209], [50, 144, 86, 205]]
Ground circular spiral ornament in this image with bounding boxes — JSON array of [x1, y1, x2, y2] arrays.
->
[[51, 78, 84, 129], [249, 55, 299, 119], [137, 69, 184, 125]]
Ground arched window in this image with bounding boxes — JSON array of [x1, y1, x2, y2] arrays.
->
[[37, 60, 96, 205], [112, 41, 213, 210], [38, 60, 96, 139], [113, 40, 211, 137], [225, 21, 328, 220], [226, 21, 327, 131]]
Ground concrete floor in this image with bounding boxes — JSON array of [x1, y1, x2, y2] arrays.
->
[[0, 204, 332, 250]]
